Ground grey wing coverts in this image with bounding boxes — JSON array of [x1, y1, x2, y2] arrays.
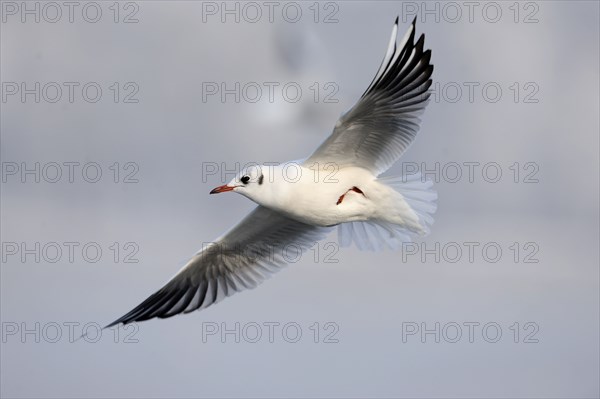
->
[[106, 207, 329, 327], [305, 17, 433, 175]]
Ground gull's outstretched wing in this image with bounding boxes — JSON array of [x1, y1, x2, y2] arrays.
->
[[106, 207, 330, 327], [304, 17, 433, 175]]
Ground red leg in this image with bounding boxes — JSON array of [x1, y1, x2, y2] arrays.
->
[[336, 186, 365, 205]]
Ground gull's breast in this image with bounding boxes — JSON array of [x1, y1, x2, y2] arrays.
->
[[273, 166, 379, 227]]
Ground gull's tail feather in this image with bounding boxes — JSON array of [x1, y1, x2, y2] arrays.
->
[[338, 173, 437, 251], [338, 220, 412, 251], [378, 172, 437, 235]]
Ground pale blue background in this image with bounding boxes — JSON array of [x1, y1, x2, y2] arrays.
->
[[1, 1, 599, 398]]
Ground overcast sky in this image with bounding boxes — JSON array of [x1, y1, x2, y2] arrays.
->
[[1, 1, 599, 398]]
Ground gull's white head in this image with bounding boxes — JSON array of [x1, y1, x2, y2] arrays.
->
[[210, 164, 268, 203]]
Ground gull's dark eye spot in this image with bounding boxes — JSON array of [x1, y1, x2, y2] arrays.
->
[[241, 175, 250, 184]]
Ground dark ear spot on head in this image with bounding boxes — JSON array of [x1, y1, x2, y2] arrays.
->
[[258, 174, 264, 185]]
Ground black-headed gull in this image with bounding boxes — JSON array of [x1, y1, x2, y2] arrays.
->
[[106, 17, 435, 327]]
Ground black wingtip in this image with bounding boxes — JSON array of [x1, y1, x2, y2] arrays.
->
[[103, 320, 120, 330], [394, 15, 399, 25], [412, 16, 417, 26], [74, 322, 116, 342], [416, 33, 426, 48]]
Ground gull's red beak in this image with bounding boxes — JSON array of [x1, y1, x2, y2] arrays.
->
[[210, 185, 234, 194]]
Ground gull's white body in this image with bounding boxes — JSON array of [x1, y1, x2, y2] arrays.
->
[[235, 164, 424, 233], [105, 17, 438, 328]]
